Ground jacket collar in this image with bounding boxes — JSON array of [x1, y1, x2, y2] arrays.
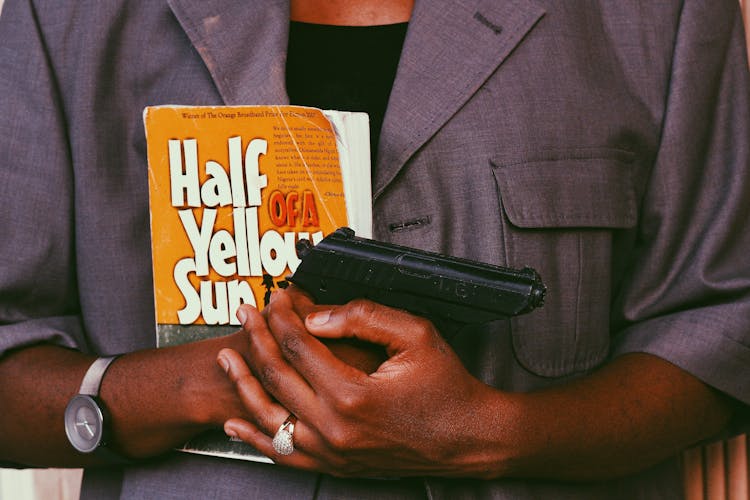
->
[[166, 0, 545, 197], [167, 0, 291, 105]]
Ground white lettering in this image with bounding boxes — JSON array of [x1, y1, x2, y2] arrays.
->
[[168, 139, 200, 207]]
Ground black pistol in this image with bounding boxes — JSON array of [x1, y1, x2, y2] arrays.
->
[[289, 227, 546, 328]]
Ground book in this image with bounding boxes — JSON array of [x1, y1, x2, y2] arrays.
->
[[144, 105, 371, 462]]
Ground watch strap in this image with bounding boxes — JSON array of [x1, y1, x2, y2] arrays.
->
[[79, 355, 119, 396], [73, 355, 132, 464]]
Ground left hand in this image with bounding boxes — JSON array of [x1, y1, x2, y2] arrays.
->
[[218, 288, 514, 478]]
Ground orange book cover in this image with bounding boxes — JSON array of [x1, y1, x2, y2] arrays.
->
[[144, 105, 370, 461]]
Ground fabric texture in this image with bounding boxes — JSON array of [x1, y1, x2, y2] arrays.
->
[[0, 0, 749, 498]]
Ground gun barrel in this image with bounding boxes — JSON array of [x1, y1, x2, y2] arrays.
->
[[290, 227, 546, 324]]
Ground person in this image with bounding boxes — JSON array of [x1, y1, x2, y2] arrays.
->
[[0, 0, 748, 498]]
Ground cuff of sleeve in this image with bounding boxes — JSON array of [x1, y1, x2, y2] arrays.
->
[[0, 315, 87, 357], [612, 308, 750, 406]]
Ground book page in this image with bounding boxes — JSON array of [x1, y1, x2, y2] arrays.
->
[[324, 110, 372, 238]]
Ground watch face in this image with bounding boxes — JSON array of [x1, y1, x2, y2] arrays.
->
[[64, 395, 104, 453]]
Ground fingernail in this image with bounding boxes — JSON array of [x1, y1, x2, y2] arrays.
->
[[307, 310, 331, 327], [236, 306, 247, 325], [217, 355, 230, 374], [225, 425, 238, 439]]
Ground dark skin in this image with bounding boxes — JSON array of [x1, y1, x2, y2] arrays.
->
[[219, 287, 733, 480], [0, 333, 254, 466], [0, 0, 734, 480], [213, 0, 734, 480], [0, 2, 407, 470], [0, 298, 384, 467], [0, 307, 377, 466], [290, 0, 414, 26]]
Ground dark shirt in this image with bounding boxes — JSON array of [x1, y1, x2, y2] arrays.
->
[[285, 21, 409, 165]]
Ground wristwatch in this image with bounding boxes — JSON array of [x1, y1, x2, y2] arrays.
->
[[64, 356, 129, 462]]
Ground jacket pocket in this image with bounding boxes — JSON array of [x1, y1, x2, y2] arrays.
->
[[491, 148, 637, 377]]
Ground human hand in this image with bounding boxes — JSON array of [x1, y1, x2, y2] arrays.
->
[[218, 289, 513, 478], [264, 286, 386, 374]]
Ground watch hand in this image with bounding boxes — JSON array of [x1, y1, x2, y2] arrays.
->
[[76, 419, 96, 438]]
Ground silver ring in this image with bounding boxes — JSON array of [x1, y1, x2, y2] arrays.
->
[[272, 414, 297, 456]]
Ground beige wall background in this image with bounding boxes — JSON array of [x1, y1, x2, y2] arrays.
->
[[0, 0, 748, 499]]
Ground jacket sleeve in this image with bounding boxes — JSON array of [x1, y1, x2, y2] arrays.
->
[[611, 0, 750, 405], [0, 0, 88, 356]]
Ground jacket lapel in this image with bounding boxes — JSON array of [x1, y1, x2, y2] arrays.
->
[[166, 0, 290, 105], [375, 0, 546, 199], [167, 0, 545, 198]]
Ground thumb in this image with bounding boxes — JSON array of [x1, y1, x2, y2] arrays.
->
[[304, 299, 438, 354]]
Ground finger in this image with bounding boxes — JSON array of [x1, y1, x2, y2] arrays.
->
[[264, 289, 366, 389], [224, 417, 328, 471], [305, 299, 442, 355], [219, 347, 350, 472], [269, 285, 336, 324], [284, 284, 319, 317], [236, 302, 319, 416], [217, 348, 289, 433]]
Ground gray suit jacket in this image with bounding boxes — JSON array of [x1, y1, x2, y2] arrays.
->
[[1, 0, 749, 498]]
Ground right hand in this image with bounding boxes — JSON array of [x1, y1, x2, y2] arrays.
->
[[265, 285, 386, 374]]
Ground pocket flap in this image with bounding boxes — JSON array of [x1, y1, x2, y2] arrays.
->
[[492, 149, 638, 229]]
